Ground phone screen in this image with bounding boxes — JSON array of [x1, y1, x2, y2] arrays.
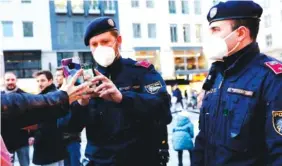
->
[[61, 58, 84, 85]]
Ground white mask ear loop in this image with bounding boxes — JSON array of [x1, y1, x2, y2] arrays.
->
[[223, 29, 241, 56]]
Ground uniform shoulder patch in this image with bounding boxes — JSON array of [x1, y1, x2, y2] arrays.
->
[[265, 61, 282, 75], [135, 60, 152, 68], [145, 81, 162, 94], [272, 111, 282, 136]]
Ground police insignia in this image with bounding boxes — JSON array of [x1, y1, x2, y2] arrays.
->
[[209, 7, 217, 19], [265, 61, 282, 75], [108, 19, 115, 27], [272, 111, 282, 136], [145, 81, 162, 94], [135, 60, 151, 68]]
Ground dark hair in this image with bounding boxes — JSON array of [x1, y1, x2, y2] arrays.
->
[[34, 70, 53, 80], [56, 66, 63, 71], [109, 29, 119, 38], [231, 18, 260, 41]]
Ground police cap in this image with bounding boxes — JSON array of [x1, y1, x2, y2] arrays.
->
[[207, 1, 263, 24], [84, 16, 117, 46]]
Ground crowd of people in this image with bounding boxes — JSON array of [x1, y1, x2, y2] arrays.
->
[[2, 1, 282, 166]]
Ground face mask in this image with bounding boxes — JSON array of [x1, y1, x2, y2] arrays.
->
[[203, 29, 240, 61], [92, 42, 116, 67]]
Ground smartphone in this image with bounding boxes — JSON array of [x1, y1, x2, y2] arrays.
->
[[81, 63, 95, 79], [61, 57, 84, 85]]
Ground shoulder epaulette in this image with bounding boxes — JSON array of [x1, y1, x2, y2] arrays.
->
[[135, 60, 152, 68], [265, 61, 282, 75]]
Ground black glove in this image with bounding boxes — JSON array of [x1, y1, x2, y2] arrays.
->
[[159, 148, 169, 165]]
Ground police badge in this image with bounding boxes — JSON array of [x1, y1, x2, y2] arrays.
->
[[272, 111, 282, 136], [145, 81, 162, 94]]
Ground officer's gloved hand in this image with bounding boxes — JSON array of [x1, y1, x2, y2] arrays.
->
[[159, 149, 169, 165]]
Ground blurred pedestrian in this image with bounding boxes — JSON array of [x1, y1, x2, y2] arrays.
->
[[172, 111, 194, 166], [1, 72, 31, 166]]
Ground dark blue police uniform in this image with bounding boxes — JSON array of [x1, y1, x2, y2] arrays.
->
[[192, 1, 282, 166], [67, 17, 172, 166]]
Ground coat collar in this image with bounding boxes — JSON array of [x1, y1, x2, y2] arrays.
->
[[40, 84, 57, 94], [214, 42, 260, 76]]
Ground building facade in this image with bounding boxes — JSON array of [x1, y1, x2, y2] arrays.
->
[[256, 0, 282, 61], [118, 0, 216, 91], [49, 0, 119, 68], [0, 0, 119, 92], [0, 0, 52, 92]]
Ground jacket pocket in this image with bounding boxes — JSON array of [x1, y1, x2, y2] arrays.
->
[[224, 96, 255, 152]]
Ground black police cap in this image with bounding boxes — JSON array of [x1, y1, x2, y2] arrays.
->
[[207, 1, 263, 24], [84, 16, 117, 46]]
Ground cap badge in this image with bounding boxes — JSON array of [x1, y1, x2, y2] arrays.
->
[[108, 19, 114, 27], [210, 7, 217, 19]]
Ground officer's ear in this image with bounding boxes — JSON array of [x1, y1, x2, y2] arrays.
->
[[236, 26, 249, 42], [117, 35, 122, 47]]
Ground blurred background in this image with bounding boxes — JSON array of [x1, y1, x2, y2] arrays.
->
[[1, 0, 281, 166]]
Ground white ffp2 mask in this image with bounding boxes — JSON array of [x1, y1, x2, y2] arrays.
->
[[92, 46, 116, 67]]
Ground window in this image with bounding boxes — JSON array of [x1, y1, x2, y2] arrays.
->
[[169, 0, 176, 14], [194, 0, 201, 15], [174, 51, 206, 71], [4, 51, 41, 78], [148, 23, 156, 38], [23, 21, 33, 37], [266, 34, 272, 47], [195, 24, 202, 42], [1, 21, 13, 37], [89, 0, 100, 14], [90, 0, 99, 9], [105, 0, 115, 10], [181, 0, 189, 14], [170, 24, 178, 43], [133, 23, 141, 38], [57, 52, 74, 66], [78, 52, 96, 67], [57, 21, 67, 45], [71, 0, 84, 14], [54, 0, 67, 13], [73, 22, 84, 43], [183, 24, 190, 42], [264, 15, 271, 28], [21, 0, 31, 3], [131, 0, 139, 8], [146, 0, 154, 8]]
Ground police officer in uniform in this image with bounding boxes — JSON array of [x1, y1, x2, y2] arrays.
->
[[192, 1, 282, 165], [67, 17, 172, 166]]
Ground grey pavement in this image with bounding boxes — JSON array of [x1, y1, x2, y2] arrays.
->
[[14, 109, 199, 166]]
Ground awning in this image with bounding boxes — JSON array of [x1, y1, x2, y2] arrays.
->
[[171, 46, 202, 51], [175, 69, 209, 75], [133, 47, 161, 51]]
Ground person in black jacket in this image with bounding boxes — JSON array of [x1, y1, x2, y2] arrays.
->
[[56, 67, 82, 166], [1, 69, 89, 125], [32, 70, 68, 166], [1, 72, 31, 166]]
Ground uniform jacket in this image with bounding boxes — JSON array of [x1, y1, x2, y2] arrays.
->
[[1, 88, 31, 152], [33, 84, 68, 165], [67, 57, 172, 166], [192, 42, 282, 166], [172, 113, 194, 151]]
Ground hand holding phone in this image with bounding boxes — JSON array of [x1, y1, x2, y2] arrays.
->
[[61, 57, 84, 85]]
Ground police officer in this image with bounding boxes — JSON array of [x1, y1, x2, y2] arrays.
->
[[192, 1, 282, 165], [67, 17, 172, 166]]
